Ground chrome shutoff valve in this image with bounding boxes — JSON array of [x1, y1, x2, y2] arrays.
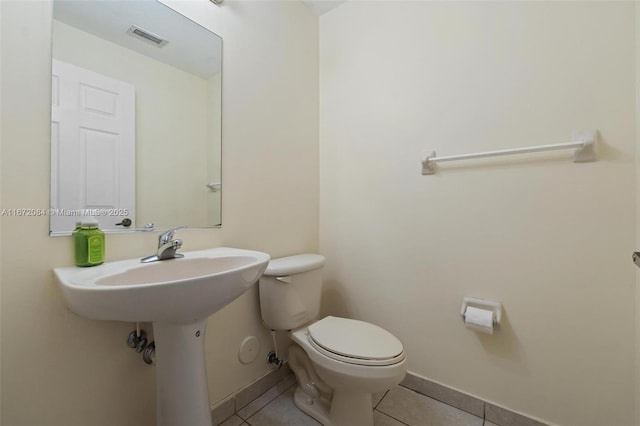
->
[[127, 329, 148, 353]]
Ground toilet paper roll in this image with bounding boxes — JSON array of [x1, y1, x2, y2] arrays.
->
[[464, 306, 494, 334]]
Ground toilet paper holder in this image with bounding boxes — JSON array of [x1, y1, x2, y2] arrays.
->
[[460, 297, 502, 327]]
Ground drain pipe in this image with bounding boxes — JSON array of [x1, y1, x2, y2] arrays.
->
[[142, 342, 155, 365]]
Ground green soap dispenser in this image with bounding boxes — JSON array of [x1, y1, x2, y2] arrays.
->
[[74, 218, 105, 267]]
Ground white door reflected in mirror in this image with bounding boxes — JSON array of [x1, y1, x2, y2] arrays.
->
[[51, 59, 136, 231]]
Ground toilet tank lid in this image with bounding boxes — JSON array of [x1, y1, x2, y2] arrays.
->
[[263, 254, 326, 276]]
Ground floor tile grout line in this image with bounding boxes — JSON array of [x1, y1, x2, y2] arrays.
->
[[374, 408, 412, 426], [374, 389, 390, 409], [239, 385, 481, 426], [236, 379, 490, 426], [243, 382, 299, 424], [234, 379, 297, 422]]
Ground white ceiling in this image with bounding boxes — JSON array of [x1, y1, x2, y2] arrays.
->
[[53, 0, 222, 79], [302, 0, 348, 16], [53, 0, 343, 80]]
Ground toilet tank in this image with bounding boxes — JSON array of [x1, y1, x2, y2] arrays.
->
[[259, 254, 326, 331]]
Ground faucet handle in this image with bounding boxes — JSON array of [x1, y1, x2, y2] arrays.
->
[[159, 226, 187, 244]]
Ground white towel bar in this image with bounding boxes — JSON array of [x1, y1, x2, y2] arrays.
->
[[422, 130, 597, 175]]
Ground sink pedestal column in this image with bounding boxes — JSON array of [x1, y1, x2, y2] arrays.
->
[[153, 319, 211, 426]]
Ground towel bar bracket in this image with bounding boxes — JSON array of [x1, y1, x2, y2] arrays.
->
[[421, 151, 437, 175], [571, 130, 597, 163]]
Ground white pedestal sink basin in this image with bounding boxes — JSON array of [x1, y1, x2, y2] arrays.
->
[[54, 247, 270, 426]]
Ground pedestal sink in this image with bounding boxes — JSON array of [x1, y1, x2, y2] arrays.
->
[[54, 247, 270, 426]]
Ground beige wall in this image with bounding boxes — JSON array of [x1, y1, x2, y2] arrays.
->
[[319, 2, 636, 426], [0, 0, 318, 425]]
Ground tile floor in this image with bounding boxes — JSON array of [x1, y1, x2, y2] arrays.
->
[[219, 376, 499, 426]]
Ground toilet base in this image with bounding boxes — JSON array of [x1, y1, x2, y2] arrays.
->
[[293, 386, 331, 425], [293, 386, 374, 426]]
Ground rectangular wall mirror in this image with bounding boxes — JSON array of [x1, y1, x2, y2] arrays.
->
[[50, 0, 222, 235]]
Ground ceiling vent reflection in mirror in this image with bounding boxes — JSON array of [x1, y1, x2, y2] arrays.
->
[[126, 25, 168, 48]]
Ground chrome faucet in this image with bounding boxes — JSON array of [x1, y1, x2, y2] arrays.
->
[[141, 226, 187, 263]]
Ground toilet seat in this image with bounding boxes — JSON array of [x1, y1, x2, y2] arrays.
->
[[306, 316, 405, 367]]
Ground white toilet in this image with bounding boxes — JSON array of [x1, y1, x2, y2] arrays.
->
[[259, 254, 407, 426]]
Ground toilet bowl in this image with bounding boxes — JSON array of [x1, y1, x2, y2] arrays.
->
[[258, 254, 407, 426], [291, 316, 407, 426]]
